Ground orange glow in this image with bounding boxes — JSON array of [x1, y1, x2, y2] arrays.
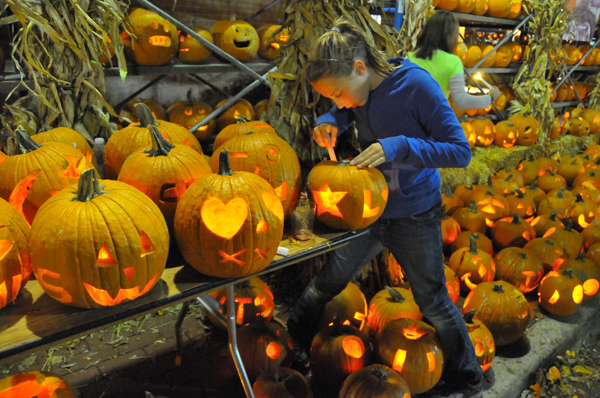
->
[[253, 247, 269, 262], [148, 36, 172, 47], [393, 349, 407, 372], [312, 182, 347, 217], [201, 196, 248, 239], [230, 152, 248, 158], [543, 227, 557, 238], [265, 341, 281, 359], [578, 214, 590, 228], [477, 264, 488, 279], [462, 273, 478, 290], [83, 272, 160, 306], [485, 218, 495, 228], [342, 336, 365, 359], [573, 285, 584, 304], [256, 220, 269, 234], [60, 155, 87, 178], [0, 281, 6, 308], [475, 342, 484, 356], [427, 351, 436, 372], [96, 244, 117, 267], [235, 297, 252, 324], [271, 42, 280, 49], [273, 181, 287, 201], [0, 240, 14, 262], [140, 230, 155, 257], [123, 266, 136, 282], [262, 190, 284, 221], [582, 279, 600, 296], [8, 170, 40, 220], [522, 231, 532, 240], [521, 271, 537, 286], [363, 189, 380, 218], [552, 257, 565, 271], [548, 290, 560, 304], [402, 327, 426, 340], [0, 377, 67, 398], [218, 249, 247, 265]]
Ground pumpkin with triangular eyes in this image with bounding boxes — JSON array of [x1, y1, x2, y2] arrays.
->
[[29, 169, 170, 309]]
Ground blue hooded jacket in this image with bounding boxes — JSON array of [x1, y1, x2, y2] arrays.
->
[[315, 57, 471, 219]]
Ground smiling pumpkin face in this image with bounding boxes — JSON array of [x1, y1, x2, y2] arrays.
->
[[210, 20, 259, 61]]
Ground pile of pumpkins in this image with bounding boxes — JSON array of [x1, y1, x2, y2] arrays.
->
[[434, 0, 526, 19], [107, 7, 290, 66], [455, 41, 523, 68]]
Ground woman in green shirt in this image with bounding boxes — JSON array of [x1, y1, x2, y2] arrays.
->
[[409, 11, 500, 110]]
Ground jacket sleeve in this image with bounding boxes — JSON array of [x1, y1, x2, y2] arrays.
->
[[315, 105, 355, 135], [449, 73, 492, 109], [379, 69, 472, 169]]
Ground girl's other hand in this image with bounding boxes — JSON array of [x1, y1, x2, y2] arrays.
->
[[313, 123, 338, 147], [350, 142, 387, 169]]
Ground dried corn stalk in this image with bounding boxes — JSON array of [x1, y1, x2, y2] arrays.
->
[[396, 0, 434, 56], [587, 71, 600, 110], [510, 0, 571, 146], [266, 0, 399, 167], [0, 0, 130, 153]]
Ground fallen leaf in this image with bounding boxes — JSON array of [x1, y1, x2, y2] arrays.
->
[[548, 366, 561, 382], [529, 383, 541, 398], [573, 365, 593, 375]]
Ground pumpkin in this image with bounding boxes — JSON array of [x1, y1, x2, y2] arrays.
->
[[310, 315, 373, 394], [478, 44, 497, 68], [448, 233, 496, 293], [437, 0, 459, 10], [174, 151, 284, 278], [473, 0, 490, 15], [453, 184, 479, 204], [451, 231, 494, 256], [168, 90, 216, 142], [215, 98, 256, 132], [307, 159, 388, 230], [564, 44, 582, 65], [464, 310, 495, 373], [210, 20, 260, 61], [339, 364, 411, 398], [470, 118, 496, 147], [557, 253, 600, 301], [530, 212, 564, 240], [0, 371, 76, 398], [460, 121, 477, 149], [538, 269, 583, 317], [119, 98, 167, 124], [518, 180, 547, 208], [178, 26, 213, 64], [257, 24, 290, 61], [524, 238, 567, 274], [568, 118, 590, 136], [494, 247, 544, 293], [441, 206, 462, 251], [452, 200, 488, 234], [213, 116, 277, 151], [254, 99, 269, 120], [557, 155, 586, 187], [492, 174, 520, 196], [470, 190, 510, 227], [253, 367, 312, 398], [586, 242, 600, 266], [367, 286, 423, 338], [494, 43, 513, 67], [442, 191, 464, 216], [210, 131, 302, 219], [536, 170, 567, 195], [463, 281, 530, 346], [544, 219, 584, 259], [505, 189, 536, 221], [464, 45, 483, 68], [573, 170, 600, 190], [494, 167, 524, 188], [491, 214, 535, 250], [374, 318, 444, 394], [511, 115, 539, 146], [537, 152, 560, 175], [445, 265, 461, 305], [0, 197, 31, 309], [121, 8, 179, 66], [32, 127, 97, 169], [318, 281, 369, 333], [582, 221, 600, 248], [493, 120, 517, 148], [236, 315, 293, 383], [0, 127, 96, 225], [104, 103, 202, 179], [487, 0, 512, 17], [570, 193, 597, 231], [29, 168, 169, 308], [117, 125, 212, 233], [549, 117, 562, 139]]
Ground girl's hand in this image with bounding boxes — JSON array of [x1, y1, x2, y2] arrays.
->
[[313, 123, 338, 147], [350, 142, 387, 169]]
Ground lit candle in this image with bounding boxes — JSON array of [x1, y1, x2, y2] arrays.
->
[[474, 72, 494, 90]]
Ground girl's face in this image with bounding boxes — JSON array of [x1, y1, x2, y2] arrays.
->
[[310, 61, 372, 109]]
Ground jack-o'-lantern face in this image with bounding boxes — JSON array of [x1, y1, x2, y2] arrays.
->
[[257, 24, 290, 60], [123, 8, 179, 66], [210, 20, 259, 62], [538, 269, 584, 316], [178, 27, 214, 64]]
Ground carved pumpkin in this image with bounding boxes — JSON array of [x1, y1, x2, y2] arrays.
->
[[452, 200, 488, 234], [524, 238, 567, 274], [478, 44, 497, 68], [210, 131, 301, 218], [174, 151, 284, 278], [470, 190, 510, 227], [168, 90, 216, 142], [538, 269, 583, 317], [122, 8, 179, 66], [307, 159, 388, 230], [213, 116, 277, 151], [339, 364, 411, 398], [492, 175, 520, 196], [318, 281, 369, 333], [32, 127, 97, 169], [568, 118, 590, 136], [512, 115, 539, 146], [491, 214, 535, 250], [252, 367, 312, 398], [448, 233, 496, 293], [557, 253, 600, 301], [310, 314, 373, 394], [0, 371, 76, 398], [441, 206, 462, 251], [487, 0, 512, 17], [178, 26, 213, 64], [573, 169, 600, 190], [445, 265, 461, 305], [120, 98, 167, 124], [257, 24, 290, 61], [557, 155, 586, 187], [570, 193, 597, 231], [463, 281, 530, 346], [442, 191, 464, 216], [518, 180, 547, 208], [581, 220, 600, 248], [0, 198, 30, 309], [210, 20, 260, 61], [494, 247, 543, 293], [530, 212, 564, 239], [29, 168, 169, 308], [464, 309, 495, 373], [375, 318, 444, 394], [460, 121, 477, 149], [437, 0, 459, 10], [473, 0, 490, 15], [493, 120, 517, 148], [451, 231, 494, 257], [104, 103, 202, 179], [578, 109, 600, 134], [544, 219, 584, 259], [367, 286, 423, 338], [470, 118, 495, 147], [117, 125, 212, 233], [505, 189, 536, 221], [494, 43, 513, 67], [210, 277, 275, 328], [536, 170, 567, 195], [464, 45, 483, 68], [0, 127, 96, 225], [215, 98, 256, 132]]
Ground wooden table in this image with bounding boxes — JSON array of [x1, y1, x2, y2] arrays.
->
[[0, 228, 368, 397]]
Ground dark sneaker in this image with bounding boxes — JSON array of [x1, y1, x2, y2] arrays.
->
[[290, 342, 311, 376]]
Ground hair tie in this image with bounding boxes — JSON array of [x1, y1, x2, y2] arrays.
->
[[331, 27, 341, 33]]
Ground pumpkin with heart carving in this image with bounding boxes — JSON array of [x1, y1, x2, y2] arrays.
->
[[174, 150, 284, 278]]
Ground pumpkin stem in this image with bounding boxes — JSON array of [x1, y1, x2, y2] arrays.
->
[[74, 168, 106, 202], [514, 188, 525, 198], [14, 126, 42, 154], [468, 200, 478, 213], [576, 251, 586, 261], [564, 218, 574, 232], [463, 309, 477, 324], [468, 233, 478, 254], [385, 286, 406, 303], [186, 89, 195, 106], [218, 150, 234, 176], [504, 174, 514, 183], [236, 115, 251, 124], [530, 179, 539, 189], [372, 367, 390, 381], [549, 212, 558, 222], [511, 214, 521, 224], [331, 313, 344, 336], [518, 251, 527, 259], [492, 284, 505, 294], [574, 193, 584, 203], [561, 268, 575, 279], [135, 103, 157, 127], [253, 314, 268, 331], [146, 125, 175, 157]]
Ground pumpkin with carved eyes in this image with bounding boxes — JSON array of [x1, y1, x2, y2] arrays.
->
[[0, 127, 96, 225], [494, 247, 544, 293], [174, 151, 284, 278], [318, 281, 369, 333], [213, 116, 277, 151], [491, 214, 536, 250], [121, 8, 179, 66], [464, 309, 495, 373], [215, 98, 257, 131], [257, 24, 290, 61], [117, 125, 212, 233], [168, 90, 216, 142], [307, 159, 388, 230], [0, 371, 76, 398], [32, 127, 98, 169], [29, 168, 169, 309], [210, 20, 259, 61], [448, 233, 496, 293], [524, 238, 567, 274], [0, 197, 31, 309], [178, 26, 213, 64], [538, 268, 583, 316], [557, 253, 600, 301], [210, 131, 301, 218], [104, 103, 202, 179]]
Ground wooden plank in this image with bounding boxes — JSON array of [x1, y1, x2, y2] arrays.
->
[[0, 229, 367, 360]]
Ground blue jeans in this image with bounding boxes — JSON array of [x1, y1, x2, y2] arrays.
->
[[287, 202, 483, 387]]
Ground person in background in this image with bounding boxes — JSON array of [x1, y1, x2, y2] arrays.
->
[[286, 17, 482, 398], [409, 10, 500, 110]]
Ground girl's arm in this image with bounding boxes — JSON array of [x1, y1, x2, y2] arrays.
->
[[315, 105, 354, 137], [449, 73, 499, 109]]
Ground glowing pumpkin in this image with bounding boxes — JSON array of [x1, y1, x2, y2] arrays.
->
[[523, 238, 566, 274], [490, 214, 535, 250], [178, 26, 213, 64], [32, 127, 98, 169], [215, 98, 256, 131], [210, 277, 275, 327], [557, 253, 600, 301], [257, 24, 290, 61], [494, 247, 544, 293], [29, 168, 169, 308], [318, 281, 369, 333], [464, 309, 495, 373], [448, 233, 496, 293], [210, 20, 259, 61], [469, 118, 495, 147], [493, 120, 517, 148], [168, 91, 216, 142], [367, 286, 423, 337], [538, 269, 583, 316], [0, 371, 76, 398]]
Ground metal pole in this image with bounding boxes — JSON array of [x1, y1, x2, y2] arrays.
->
[[463, 66, 505, 120], [190, 66, 277, 132], [552, 40, 600, 95], [136, 0, 270, 86], [245, 0, 284, 22], [226, 284, 255, 398]]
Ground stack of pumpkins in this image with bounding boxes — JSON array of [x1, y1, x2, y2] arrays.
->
[[461, 112, 540, 149], [434, 0, 526, 19]]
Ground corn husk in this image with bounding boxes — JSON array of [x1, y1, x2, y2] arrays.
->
[[396, 0, 434, 56]]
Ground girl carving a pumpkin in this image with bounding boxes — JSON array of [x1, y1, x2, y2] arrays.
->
[[286, 18, 482, 398]]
